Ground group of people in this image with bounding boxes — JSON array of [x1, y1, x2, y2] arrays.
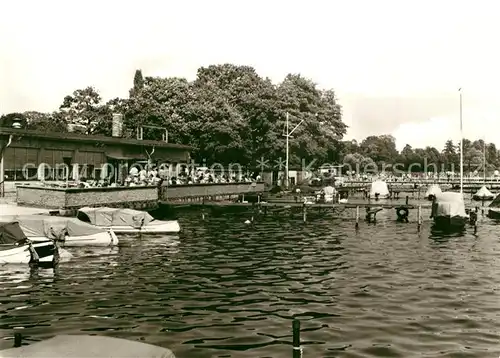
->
[[75, 166, 260, 188]]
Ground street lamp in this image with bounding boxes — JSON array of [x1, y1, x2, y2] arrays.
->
[[283, 112, 317, 190], [283, 112, 305, 190]]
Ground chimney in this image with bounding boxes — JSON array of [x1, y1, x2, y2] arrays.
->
[[112, 113, 123, 137]]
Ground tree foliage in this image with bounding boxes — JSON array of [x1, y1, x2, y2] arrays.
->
[[59, 86, 107, 135], [3, 63, 500, 174]]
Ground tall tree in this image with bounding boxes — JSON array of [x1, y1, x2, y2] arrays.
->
[[359, 135, 398, 165], [25, 111, 67, 132], [129, 69, 145, 98], [59, 87, 104, 134], [276, 73, 346, 165], [442, 139, 457, 170]]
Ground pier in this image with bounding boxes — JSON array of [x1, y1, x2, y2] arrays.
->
[[14, 182, 266, 212]]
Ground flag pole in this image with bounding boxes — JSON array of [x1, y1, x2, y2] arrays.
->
[[459, 88, 463, 195]]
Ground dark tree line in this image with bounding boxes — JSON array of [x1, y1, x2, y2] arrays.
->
[[0, 64, 496, 173]]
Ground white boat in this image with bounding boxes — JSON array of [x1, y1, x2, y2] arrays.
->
[[432, 88, 467, 231], [473, 185, 494, 201], [321, 186, 336, 203], [431, 192, 469, 231], [425, 184, 442, 201], [369, 180, 390, 199], [0, 334, 176, 358], [0, 215, 118, 247], [0, 221, 58, 265], [76, 207, 180, 234]]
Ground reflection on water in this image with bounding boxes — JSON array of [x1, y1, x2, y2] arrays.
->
[[1, 209, 500, 357]]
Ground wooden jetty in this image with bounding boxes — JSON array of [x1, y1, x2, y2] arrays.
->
[[163, 201, 431, 209], [159, 193, 486, 227]]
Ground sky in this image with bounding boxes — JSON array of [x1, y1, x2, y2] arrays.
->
[[1, 0, 499, 151]]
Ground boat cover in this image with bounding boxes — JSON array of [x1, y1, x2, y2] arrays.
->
[[489, 193, 500, 207], [369, 180, 390, 198], [0, 222, 27, 245], [323, 186, 336, 196], [432, 192, 467, 217], [322, 186, 336, 203], [0, 334, 176, 358], [0, 215, 106, 239], [474, 185, 493, 198], [77, 207, 154, 228], [425, 184, 442, 197]]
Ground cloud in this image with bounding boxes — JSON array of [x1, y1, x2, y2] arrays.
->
[[392, 102, 498, 151]]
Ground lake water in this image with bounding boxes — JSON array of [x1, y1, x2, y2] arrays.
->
[[1, 203, 500, 358]]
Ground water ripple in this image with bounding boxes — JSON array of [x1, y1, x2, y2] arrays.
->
[[1, 208, 500, 357]]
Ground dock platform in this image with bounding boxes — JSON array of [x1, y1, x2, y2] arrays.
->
[[160, 201, 432, 209]]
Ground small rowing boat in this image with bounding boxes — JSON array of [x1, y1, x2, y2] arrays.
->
[[76, 207, 180, 234], [0, 334, 176, 357], [0, 215, 118, 247], [0, 221, 58, 265]]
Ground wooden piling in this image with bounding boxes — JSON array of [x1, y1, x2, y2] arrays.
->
[[405, 196, 409, 205], [14, 333, 22, 348], [417, 205, 422, 231], [355, 205, 360, 229], [302, 204, 307, 222], [292, 319, 302, 358]]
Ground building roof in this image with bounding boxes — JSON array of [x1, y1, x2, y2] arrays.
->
[[0, 127, 192, 150]]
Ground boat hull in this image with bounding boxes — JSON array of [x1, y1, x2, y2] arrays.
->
[[0, 241, 57, 265], [472, 195, 494, 201], [30, 230, 118, 247], [487, 208, 500, 219], [432, 215, 468, 231], [93, 220, 180, 234], [368, 195, 390, 200]]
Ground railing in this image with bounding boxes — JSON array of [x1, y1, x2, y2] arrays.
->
[[159, 182, 265, 202]]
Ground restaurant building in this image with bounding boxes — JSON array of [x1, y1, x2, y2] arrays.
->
[[0, 126, 192, 184]]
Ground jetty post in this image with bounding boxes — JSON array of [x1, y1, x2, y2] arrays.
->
[[355, 205, 360, 229], [302, 203, 307, 222], [292, 319, 302, 358], [417, 205, 422, 231], [14, 332, 22, 347], [472, 206, 478, 233]]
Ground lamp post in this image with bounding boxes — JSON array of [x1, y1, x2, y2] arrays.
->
[[283, 112, 305, 190]]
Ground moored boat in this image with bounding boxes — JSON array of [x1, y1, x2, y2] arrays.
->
[[0, 221, 58, 265], [0, 334, 176, 357], [425, 184, 442, 201], [76, 207, 180, 234], [0, 215, 118, 247], [369, 180, 390, 200], [431, 192, 468, 231], [472, 185, 494, 201], [487, 193, 500, 219]]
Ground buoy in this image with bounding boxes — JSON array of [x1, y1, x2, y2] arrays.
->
[[244, 219, 251, 224], [395, 207, 409, 223]]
